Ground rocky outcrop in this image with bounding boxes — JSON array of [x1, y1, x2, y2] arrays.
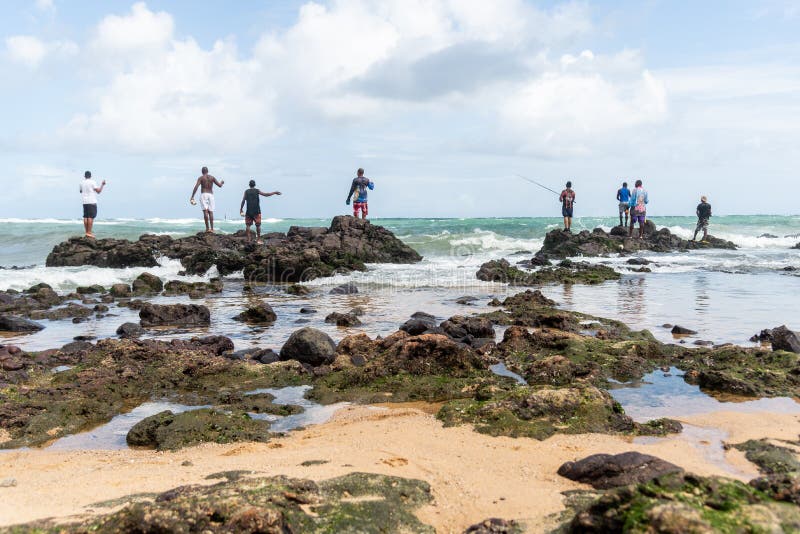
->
[[325, 311, 363, 327], [280, 327, 337, 366], [139, 303, 211, 327], [536, 221, 737, 259], [45, 236, 159, 268], [476, 259, 620, 286], [557, 452, 684, 489], [163, 279, 223, 297], [116, 322, 144, 339], [13, 473, 435, 533], [751, 325, 800, 353], [45, 217, 422, 282]]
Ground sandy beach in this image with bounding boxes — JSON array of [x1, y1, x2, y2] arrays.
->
[[2, 405, 797, 533]]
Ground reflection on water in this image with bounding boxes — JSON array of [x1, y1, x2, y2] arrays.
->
[[47, 402, 208, 450], [245, 385, 349, 433], [489, 363, 527, 385], [610, 368, 800, 421]]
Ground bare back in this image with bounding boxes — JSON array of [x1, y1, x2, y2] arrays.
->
[[197, 174, 220, 194]]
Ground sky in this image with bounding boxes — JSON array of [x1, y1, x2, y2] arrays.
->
[[1, 0, 799, 219]]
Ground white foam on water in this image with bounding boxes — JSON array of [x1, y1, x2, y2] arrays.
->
[[0, 257, 209, 292]]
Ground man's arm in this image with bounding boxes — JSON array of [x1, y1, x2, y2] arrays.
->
[[616, 189, 621, 201], [93, 180, 106, 194], [259, 191, 282, 197], [240, 193, 247, 212], [191, 178, 201, 199], [212, 176, 224, 187], [346, 180, 356, 203]]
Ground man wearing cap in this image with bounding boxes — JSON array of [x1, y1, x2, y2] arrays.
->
[[692, 195, 712, 242], [80, 171, 106, 238]]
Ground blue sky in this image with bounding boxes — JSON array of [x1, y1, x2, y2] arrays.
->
[[1, 0, 799, 219]]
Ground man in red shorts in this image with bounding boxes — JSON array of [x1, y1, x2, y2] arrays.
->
[[240, 179, 281, 244], [346, 168, 374, 219]]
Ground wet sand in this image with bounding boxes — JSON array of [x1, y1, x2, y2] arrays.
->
[[2, 406, 797, 533]]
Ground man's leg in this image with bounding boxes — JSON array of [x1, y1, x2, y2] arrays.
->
[[256, 224, 262, 244], [87, 217, 94, 237], [563, 216, 568, 231], [203, 210, 210, 232], [83, 217, 90, 236], [567, 217, 572, 231], [208, 211, 214, 232], [245, 222, 252, 241]]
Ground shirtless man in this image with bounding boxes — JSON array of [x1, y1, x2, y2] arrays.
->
[[190, 166, 224, 233]]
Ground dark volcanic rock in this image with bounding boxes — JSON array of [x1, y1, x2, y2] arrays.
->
[[131, 272, 163, 294], [325, 311, 363, 327], [139, 303, 211, 327], [163, 279, 223, 297], [109, 283, 132, 298], [233, 301, 277, 324], [0, 315, 45, 332], [46, 236, 159, 268], [280, 327, 337, 366], [670, 325, 698, 335], [537, 222, 737, 259], [116, 322, 144, 339], [464, 518, 521, 533], [287, 283, 311, 295], [400, 313, 438, 335], [330, 282, 359, 295], [440, 316, 495, 342], [476, 258, 620, 286], [757, 325, 800, 353], [45, 217, 422, 283], [557, 452, 683, 489]]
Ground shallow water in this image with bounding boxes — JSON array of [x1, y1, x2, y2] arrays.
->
[[610, 368, 800, 421]]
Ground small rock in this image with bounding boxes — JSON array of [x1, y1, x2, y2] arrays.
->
[[0, 478, 16, 488], [233, 301, 277, 324], [116, 322, 145, 339], [324, 311, 362, 327], [299, 307, 317, 314], [329, 282, 359, 295], [132, 272, 164, 294], [455, 296, 479, 305], [287, 284, 311, 296], [557, 451, 683, 489], [280, 327, 337, 367], [671, 325, 698, 335], [181, 460, 193, 467]]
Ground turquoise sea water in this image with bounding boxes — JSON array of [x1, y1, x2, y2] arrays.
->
[[0, 215, 799, 353]]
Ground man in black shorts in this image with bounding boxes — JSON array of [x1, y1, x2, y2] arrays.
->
[[240, 179, 281, 244], [80, 170, 106, 238], [559, 181, 575, 232], [692, 195, 712, 242]]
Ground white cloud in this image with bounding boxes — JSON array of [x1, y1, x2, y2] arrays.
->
[[4, 35, 77, 67], [91, 2, 173, 54], [35, 0, 55, 13]]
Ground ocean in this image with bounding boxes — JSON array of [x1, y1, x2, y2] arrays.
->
[[1, 215, 799, 353]]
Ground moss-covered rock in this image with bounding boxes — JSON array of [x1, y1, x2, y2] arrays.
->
[[732, 439, 800, 475], [8, 472, 435, 533], [476, 259, 620, 286], [558, 472, 800, 533], [126, 409, 272, 450]]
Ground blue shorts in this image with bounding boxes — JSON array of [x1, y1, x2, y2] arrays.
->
[[83, 204, 97, 219], [562, 206, 573, 218]]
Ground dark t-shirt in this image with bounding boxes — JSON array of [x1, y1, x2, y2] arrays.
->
[[697, 202, 711, 220], [244, 188, 261, 216]]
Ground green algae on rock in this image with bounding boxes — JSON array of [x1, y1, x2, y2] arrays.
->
[[436, 384, 680, 440], [0, 338, 309, 449], [731, 439, 800, 475], [557, 472, 800, 533], [476, 259, 621, 286], [7, 472, 435, 533], [126, 409, 272, 451]]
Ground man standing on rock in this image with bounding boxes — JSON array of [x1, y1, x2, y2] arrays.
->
[[692, 196, 712, 242], [240, 179, 281, 245], [80, 170, 106, 239], [346, 168, 374, 219], [628, 179, 649, 239], [190, 167, 224, 233], [616, 181, 631, 227], [559, 181, 576, 232]]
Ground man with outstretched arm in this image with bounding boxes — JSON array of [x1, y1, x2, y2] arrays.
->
[[559, 181, 575, 232], [240, 179, 281, 244], [80, 170, 106, 239], [190, 166, 224, 233], [616, 181, 631, 227], [346, 168, 374, 219]]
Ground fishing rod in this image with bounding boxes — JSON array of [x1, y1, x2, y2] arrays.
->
[[515, 174, 560, 196]]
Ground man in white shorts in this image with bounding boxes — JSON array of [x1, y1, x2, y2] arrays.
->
[[190, 166, 224, 233]]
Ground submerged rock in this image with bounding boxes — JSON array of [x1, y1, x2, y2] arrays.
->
[[324, 311, 362, 327], [131, 272, 164, 295], [116, 322, 144, 339], [557, 452, 684, 489], [233, 301, 277, 324], [671, 325, 698, 335], [139, 303, 211, 327], [476, 258, 620, 286], [330, 282, 359, 295]]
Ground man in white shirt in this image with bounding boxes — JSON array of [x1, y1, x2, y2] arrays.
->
[[80, 170, 106, 238]]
